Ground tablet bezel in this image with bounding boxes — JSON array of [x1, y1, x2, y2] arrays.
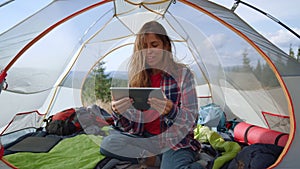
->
[[110, 87, 165, 111]]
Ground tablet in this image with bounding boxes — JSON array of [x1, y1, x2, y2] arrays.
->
[[110, 87, 165, 111]]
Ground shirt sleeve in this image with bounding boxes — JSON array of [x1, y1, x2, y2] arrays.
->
[[162, 68, 199, 148], [112, 108, 144, 134]]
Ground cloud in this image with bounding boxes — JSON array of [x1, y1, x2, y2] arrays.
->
[[205, 33, 228, 49], [266, 28, 300, 50]]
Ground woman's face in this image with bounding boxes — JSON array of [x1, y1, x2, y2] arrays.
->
[[142, 33, 165, 68]]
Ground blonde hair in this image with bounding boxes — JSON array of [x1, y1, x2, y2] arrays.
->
[[128, 21, 185, 87]]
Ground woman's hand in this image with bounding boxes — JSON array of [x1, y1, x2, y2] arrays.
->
[[111, 97, 133, 114], [148, 97, 173, 115]]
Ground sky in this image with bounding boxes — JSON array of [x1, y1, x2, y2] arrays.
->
[[0, 0, 299, 55], [210, 0, 300, 55]]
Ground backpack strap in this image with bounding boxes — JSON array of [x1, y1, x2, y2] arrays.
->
[[43, 115, 53, 126], [244, 125, 255, 145], [66, 111, 82, 130], [274, 133, 288, 146]]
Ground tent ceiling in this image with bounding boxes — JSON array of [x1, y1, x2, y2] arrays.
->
[[1, 1, 300, 167], [115, 0, 173, 32], [0, 0, 292, 131]]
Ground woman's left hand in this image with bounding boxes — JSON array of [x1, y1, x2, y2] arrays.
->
[[148, 97, 173, 115]]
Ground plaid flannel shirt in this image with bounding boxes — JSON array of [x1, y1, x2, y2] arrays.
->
[[112, 67, 201, 151]]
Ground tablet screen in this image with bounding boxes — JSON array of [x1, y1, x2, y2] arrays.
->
[[110, 87, 165, 111]]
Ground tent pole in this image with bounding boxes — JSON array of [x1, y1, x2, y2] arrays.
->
[[0, 70, 7, 94], [231, 0, 300, 39], [0, 0, 14, 8], [230, 0, 240, 11]]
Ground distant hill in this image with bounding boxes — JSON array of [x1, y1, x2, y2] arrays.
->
[[108, 70, 128, 80], [61, 70, 128, 88]]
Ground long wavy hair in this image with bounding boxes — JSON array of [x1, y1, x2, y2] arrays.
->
[[128, 21, 185, 87]]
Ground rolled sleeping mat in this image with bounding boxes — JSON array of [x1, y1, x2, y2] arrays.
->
[[233, 122, 288, 147]]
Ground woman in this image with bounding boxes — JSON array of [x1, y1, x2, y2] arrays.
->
[[100, 21, 203, 169]]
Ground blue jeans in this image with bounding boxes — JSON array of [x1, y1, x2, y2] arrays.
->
[[100, 130, 160, 164], [161, 148, 204, 169], [100, 130, 204, 169]]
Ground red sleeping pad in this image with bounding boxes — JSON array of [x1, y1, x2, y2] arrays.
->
[[234, 122, 288, 147]]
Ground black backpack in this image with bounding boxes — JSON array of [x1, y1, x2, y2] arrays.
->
[[44, 108, 82, 136]]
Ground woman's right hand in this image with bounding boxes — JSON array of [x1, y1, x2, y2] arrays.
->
[[111, 97, 134, 114]]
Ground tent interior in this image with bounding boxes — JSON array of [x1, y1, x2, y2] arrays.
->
[[1, 0, 300, 168]]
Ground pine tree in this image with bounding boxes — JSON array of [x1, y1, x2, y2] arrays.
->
[[242, 49, 251, 72], [94, 62, 112, 103], [82, 61, 112, 105], [289, 44, 295, 59], [254, 60, 262, 81], [297, 46, 300, 62]]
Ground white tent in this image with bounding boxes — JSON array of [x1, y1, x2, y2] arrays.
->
[[0, 0, 299, 168]]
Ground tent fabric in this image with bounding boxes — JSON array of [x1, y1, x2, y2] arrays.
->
[[0, 144, 16, 169], [0, 0, 300, 168], [0, 159, 16, 169], [0, 0, 293, 131]]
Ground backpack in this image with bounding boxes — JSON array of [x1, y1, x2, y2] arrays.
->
[[44, 108, 82, 136], [76, 105, 114, 135]]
